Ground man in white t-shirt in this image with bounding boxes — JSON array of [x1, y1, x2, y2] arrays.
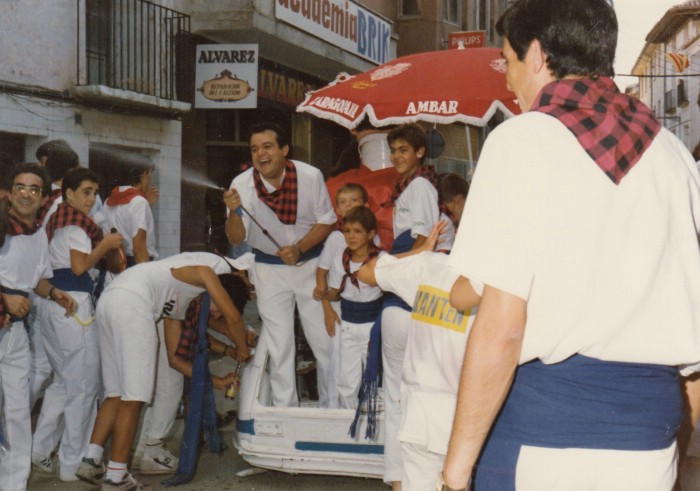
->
[[224, 122, 336, 408], [442, 1, 700, 490]]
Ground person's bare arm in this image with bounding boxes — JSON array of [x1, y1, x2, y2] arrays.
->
[[69, 232, 123, 276], [449, 276, 482, 312], [224, 188, 246, 246], [170, 266, 250, 361], [132, 228, 150, 263], [163, 318, 237, 390], [442, 285, 526, 489]]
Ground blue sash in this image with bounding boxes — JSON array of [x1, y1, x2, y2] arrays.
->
[[349, 293, 410, 440], [340, 297, 383, 324], [162, 294, 221, 487], [253, 243, 323, 265], [51, 268, 93, 294], [475, 355, 682, 490], [389, 229, 415, 254]]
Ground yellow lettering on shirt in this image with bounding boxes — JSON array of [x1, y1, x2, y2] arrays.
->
[[411, 284, 469, 333]]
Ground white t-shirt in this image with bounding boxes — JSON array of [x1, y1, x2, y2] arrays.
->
[[449, 112, 700, 368], [102, 252, 242, 322], [0, 231, 52, 292], [104, 186, 158, 259], [393, 176, 438, 239], [49, 226, 92, 270], [375, 252, 476, 454], [318, 230, 345, 271], [328, 250, 385, 303], [230, 160, 337, 255]]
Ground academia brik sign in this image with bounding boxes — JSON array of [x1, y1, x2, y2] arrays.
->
[[276, 0, 393, 65]]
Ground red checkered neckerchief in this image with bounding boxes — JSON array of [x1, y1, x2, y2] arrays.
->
[[339, 242, 381, 293], [7, 211, 40, 236], [36, 189, 62, 225], [175, 295, 202, 361], [531, 77, 661, 185], [106, 186, 147, 206], [253, 160, 298, 225], [390, 165, 437, 204], [45, 202, 103, 248]]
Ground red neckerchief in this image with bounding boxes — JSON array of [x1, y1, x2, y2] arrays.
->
[[175, 295, 202, 362], [7, 211, 39, 236], [339, 243, 380, 293], [531, 77, 661, 184], [36, 189, 62, 225], [45, 202, 103, 248], [390, 165, 437, 204], [106, 186, 147, 206], [253, 160, 298, 225]]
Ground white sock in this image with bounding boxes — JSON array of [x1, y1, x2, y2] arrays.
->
[[85, 444, 104, 463], [105, 461, 127, 483]]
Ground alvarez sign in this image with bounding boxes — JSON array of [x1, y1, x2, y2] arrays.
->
[[276, 0, 393, 65], [195, 44, 259, 109]]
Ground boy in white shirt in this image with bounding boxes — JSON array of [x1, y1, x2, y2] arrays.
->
[[323, 206, 384, 409]]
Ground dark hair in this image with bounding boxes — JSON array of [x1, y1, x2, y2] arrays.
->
[[692, 141, 700, 161], [343, 205, 377, 233], [217, 273, 249, 314], [249, 122, 289, 149], [5, 162, 51, 196], [336, 182, 369, 204], [43, 140, 80, 181], [496, 0, 617, 79], [438, 173, 469, 204], [36, 139, 69, 161], [0, 201, 8, 248], [387, 124, 428, 163], [121, 156, 154, 187], [61, 167, 99, 200]]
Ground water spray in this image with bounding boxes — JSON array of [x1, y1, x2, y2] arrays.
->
[[181, 169, 285, 251]]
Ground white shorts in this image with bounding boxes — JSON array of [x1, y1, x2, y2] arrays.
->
[[515, 443, 678, 491], [97, 288, 157, 402]]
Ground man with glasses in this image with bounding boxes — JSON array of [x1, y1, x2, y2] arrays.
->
[[0, 162, 76, 491]]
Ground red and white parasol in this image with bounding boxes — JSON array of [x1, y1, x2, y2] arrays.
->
[[297, 47, 520, 129]]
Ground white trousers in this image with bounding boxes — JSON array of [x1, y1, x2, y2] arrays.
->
[[32, 293, 100, 479], [401, 441, 444, 491], [27, 296, 52, 408], [135, 320, 184, 449], [515, 443, 677, 490], [0, 321, 31, 491], [381, 306, 410, 484], [337, 319, 372, 409], [325, 301, 341, 409], [254, 258, 332, 407]]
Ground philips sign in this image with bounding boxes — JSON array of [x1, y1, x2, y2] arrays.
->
[[276, 0, 393, 65]]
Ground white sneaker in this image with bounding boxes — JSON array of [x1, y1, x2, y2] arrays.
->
[[101, 471, 152, 490], [76, 457, 105, 485], [139, 449, 179, 475], [31, 455, 55, 474]]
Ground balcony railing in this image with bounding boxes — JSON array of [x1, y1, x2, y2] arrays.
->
[[81, 0, 190, 101]]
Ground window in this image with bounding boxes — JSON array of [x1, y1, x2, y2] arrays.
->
[[401, 0, 420, 16], [445, 0, 460, 24], [678, 79, 689, 107], [665, 89, 676, 113], [83, 0, 190, 100]]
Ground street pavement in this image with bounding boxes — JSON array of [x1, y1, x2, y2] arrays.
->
[[28, 417, 386, 491]]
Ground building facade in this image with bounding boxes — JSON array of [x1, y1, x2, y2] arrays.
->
[[632, 1, 700, 154], [0, 0, 508, 254]]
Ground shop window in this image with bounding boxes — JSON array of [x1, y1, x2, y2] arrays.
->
[[401, 0, 420, 16], [445, 0, 460, 24]]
